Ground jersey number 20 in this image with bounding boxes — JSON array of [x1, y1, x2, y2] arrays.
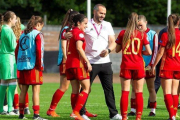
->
[[123, 38, 140, 55]]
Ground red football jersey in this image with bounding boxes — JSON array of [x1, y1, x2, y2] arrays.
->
[[116, 30, 149, 70], [66, 27, 86, 69], [159, 28, 180, 71]]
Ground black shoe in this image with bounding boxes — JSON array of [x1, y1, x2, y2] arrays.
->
[[33, 114, 48, 120], [178, 104, 180, 109], [19, 114, 27, 119], [128, 111, 136, 116], [149, 112, 155, 116]]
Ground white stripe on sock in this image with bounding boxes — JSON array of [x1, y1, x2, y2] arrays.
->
[[9, 82, 17, 85]]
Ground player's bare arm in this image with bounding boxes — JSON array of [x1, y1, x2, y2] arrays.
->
[[151, 46, 165, 74], [142, 44, 152, 55], [76, 41, 92, 72]]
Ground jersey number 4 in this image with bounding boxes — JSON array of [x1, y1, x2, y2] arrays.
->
[[172, 42, 180, 57], [123, 38, 140, 55]]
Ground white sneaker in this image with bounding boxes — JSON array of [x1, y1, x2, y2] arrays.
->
[[110, 114, 122, 120], [8, 111, 19, 116], [13, 109, 19, 115], [0, 111, 8, 115], [82, 114, 91, 120], [3, 105, 8, 112], [24, 107, 31, 114]]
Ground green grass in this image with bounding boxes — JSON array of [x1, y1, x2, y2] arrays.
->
[[1, 83, 177, 120]]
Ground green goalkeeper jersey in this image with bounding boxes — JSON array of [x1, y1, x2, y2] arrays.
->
[[0, 24, 16, 55]]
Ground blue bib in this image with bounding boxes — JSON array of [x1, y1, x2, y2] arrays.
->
[[57, 26, 69, 65], [142, 30, 156, 67], [17, 30, 40, 70]]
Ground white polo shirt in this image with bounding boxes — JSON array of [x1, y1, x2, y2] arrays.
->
[[85, 19, 115, 64]]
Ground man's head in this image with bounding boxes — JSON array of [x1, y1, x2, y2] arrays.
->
[[93, 4, 106, 23]]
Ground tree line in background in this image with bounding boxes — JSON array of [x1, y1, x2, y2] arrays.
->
[[0, 0, 180, 26]]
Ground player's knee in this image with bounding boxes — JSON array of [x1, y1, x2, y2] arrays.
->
[[59, 85, 69, 92], [83, 87, 90, 93], [148, 88, 155, 94]]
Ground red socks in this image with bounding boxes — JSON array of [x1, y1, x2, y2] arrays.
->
[[149, 101, 157, 109], [172, 95, 179, 116], [49, 89, 65, 110], [120, 91, 129, 119], [71, 93, 78, 110], [25, 93, 29, 108], [73, 92, 88, 112], [164, 94, 174, 119], [33, 105, 40, 115], [13, 94, 19, 109], [131, 98, 136, 109], [19, 103, 25, 115], [135, 92, 143, 119]]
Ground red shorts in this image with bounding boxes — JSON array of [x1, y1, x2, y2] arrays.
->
[[159, 70, 180, 79], [66, 68, 90, 80], [145, 70, 155, 79], [18, 68, 43, 85], [120, 69, 145, 80], [17, 70, 20, 79], [59, 63, 66, 75]]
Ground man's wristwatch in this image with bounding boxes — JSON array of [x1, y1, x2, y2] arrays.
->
[[108, 49, 111, 54]]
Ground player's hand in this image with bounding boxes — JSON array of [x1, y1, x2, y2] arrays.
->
[[145, 65, 151, 70], [87, 62, 92, 72], [100, 49, 108, 57], [151, 65, 156, 75], [62, 56, 67, 63], [64, 32, 72, 40]]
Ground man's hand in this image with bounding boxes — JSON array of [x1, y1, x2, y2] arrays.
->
[[64, 32, 72, 40], [100, 49, 109, 57]]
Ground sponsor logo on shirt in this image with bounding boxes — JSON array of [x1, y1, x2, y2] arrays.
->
[[20, 36, 29, 51]]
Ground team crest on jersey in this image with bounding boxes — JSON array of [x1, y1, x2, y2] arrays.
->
[[79, 33, 84, 38], [20, 36, 29, 51], [159, 40, 163, 43], [62, 32, 65, 37]]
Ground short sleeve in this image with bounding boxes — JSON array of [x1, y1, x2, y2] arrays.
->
[[116, 30, 125, 45], [74, 32, 85, 42], [159, 33, 168, 47], [143, 33, 149, 45], [61, 29, 66, 40], [107, 22, 115, 35]]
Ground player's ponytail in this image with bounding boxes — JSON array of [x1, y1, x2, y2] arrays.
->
[[0, 13, 3, 32], [24, 15, 43, 34], [122, 12, 139, 49], [167, 14, 179, 49], [58, 9, 79, 40]]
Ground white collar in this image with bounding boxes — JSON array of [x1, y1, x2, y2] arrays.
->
[[91, 18, 103, 25]]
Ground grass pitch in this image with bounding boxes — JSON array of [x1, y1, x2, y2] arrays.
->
[[1, 83, 177, 120]]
